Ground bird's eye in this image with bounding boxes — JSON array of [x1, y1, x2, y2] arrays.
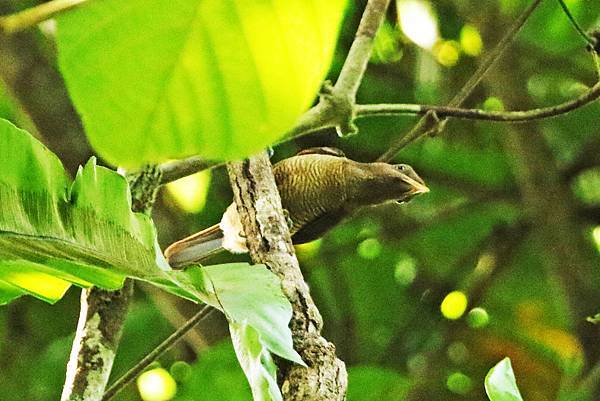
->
[[396, 164, 407, 171]]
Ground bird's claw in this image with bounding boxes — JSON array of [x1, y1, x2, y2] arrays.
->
[[282, 209, 294, 230]]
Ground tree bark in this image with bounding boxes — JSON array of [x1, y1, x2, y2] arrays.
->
[[61, 282, 133, 401], [227, 151, 347, 401], [61, 167, 162, 401]]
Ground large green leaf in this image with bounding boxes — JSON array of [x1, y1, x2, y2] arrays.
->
[[485, 358, 524, 401], [0, 118, 303, 398], [0, 118, 198, 302], [55, 0, 347, 167]]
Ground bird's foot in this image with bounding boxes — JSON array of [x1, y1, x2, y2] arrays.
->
[[282, 209, 294, 230]]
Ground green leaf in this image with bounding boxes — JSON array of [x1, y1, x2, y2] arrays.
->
[[485, 358, 524, 401], [0, 117, 216, 307], [203, 263, 304, 365], [55, 0, 347, 167], [201, 264, 305, 400], [230, 322, 283, 401], [0, 118, 202, 302], [0, 119, 303, 390]]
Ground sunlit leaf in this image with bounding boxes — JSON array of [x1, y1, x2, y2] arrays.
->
[[203, 263, 304, 365], [56, 0, 347, 167], [230, 322, 282, 401], [0, 119, 302, 379], [485, 358, 524, 401]]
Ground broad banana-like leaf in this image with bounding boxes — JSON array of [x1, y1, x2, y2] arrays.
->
[[0, 120, 303, 393]]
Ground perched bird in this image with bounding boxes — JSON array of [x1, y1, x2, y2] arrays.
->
[[164, 147, 429, 267]]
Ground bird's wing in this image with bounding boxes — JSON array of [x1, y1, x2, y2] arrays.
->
[[295, 147, 346, 158], [291, 207, 347, 244]]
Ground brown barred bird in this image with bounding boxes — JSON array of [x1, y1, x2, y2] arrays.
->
[[164, 147, 429, 267]]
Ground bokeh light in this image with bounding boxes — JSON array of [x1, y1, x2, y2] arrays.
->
[[394, 254, 417, 285], [440, 291, 468, 320], [397, 0, 439, 50], [460, 24, 483, 56], [467, 307, 490, 328], [166, 170, 211, 213], [447, 342, 469, 364], [295, 239, 322, 259], [137, 367, 177, 401], [446, 372, 473, 394], [170, 361, 192, 382], [592, 226, 600, 252], [433, 40, 460, 67], [483, 96, 505, 111], [357, 238, 382, 260]]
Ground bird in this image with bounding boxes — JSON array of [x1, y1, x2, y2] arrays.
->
[[164, 147, 429, 267]]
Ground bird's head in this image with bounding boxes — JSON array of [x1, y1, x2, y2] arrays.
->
[[391, 163, 430, 204], [351, 162, 429, 206]]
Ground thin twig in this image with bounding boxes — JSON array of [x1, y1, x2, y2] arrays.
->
[[159, 156, 220, 185], [0, 0, 89, 34], [156, 74, 599, 185], [334, 0, 391, 99], [556, 0, 595, 46], [592, 52, 600, 80], [102, 305, 214, 401], [449, 0, 545, 108], [377, 0, 545, 162], [154, 0, 600, 184], [356, 80, 600, 122]]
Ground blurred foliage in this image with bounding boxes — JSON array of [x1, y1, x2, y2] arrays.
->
[[0, 0, 599, 401], [54, 0, 347, 167]]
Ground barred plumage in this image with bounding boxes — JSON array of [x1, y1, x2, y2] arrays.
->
[[165, 148, 429, 267]]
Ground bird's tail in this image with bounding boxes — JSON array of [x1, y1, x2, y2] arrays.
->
[[164, 224, 224, 268]]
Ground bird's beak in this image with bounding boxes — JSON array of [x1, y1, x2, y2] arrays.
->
[[401, 174, 430, 195]]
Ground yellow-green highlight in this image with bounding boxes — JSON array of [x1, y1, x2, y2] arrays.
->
[[441, 290, 468, 320], [137, 367, 177, 401]]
